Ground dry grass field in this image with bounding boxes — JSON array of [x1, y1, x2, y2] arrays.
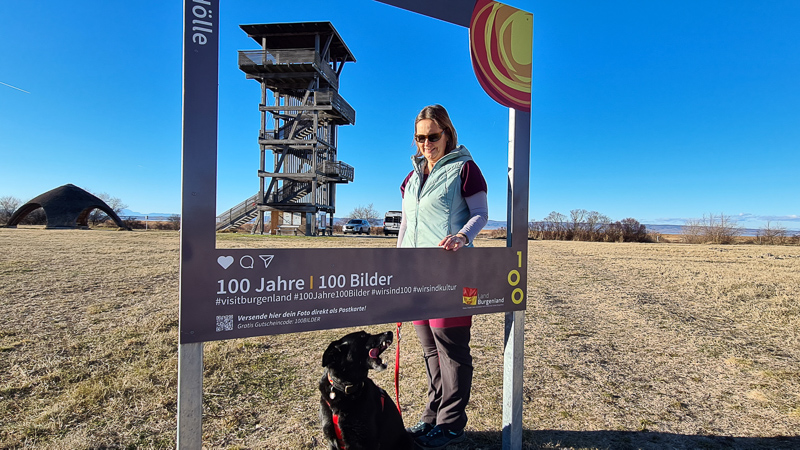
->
[[1, 227, 799, 449]]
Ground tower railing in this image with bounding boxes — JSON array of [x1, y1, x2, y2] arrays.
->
[[215, 193, 259, 230], [321, 160, 354, 181], [238, 49, 339, 89]]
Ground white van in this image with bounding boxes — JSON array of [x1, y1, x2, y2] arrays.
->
[[383, 210, 402, 236]]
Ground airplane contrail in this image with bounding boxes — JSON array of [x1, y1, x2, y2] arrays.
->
[[0, 81, 30, 94]]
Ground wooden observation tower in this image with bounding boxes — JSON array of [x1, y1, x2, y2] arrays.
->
[[216, 22, 356, 235]]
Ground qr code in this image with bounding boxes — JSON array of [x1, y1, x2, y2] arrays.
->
[[216, 315, 233, 332]]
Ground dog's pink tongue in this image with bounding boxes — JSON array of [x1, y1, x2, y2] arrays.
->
[[369, 348, 379, 358]]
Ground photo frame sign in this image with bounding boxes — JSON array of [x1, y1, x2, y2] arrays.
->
[[179, 0, 532, 344]]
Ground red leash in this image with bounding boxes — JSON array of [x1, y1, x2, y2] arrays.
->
[[394, 322, 403, 416], [327, 382, 389, 450], [332, 414, 346, 449]]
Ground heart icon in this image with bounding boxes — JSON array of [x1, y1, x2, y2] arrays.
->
[[217, 256, 234, 269]]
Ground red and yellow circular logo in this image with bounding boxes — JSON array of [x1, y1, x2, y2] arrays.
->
[[470, 0, 532, 111]]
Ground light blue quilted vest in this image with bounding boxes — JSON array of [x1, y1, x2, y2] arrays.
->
[[401, 145, 474, 248]]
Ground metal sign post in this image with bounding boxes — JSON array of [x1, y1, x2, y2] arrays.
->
[[503, 107, 531, 450], [177, 342, 203, 449], [179, 0, 220, 447]]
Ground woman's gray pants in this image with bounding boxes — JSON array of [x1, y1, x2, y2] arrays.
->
[[414, 324, 473, 431]]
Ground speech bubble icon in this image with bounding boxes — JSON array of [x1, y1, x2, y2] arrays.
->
[[240, 255, 254, 269], [217, 256, 234, 269]]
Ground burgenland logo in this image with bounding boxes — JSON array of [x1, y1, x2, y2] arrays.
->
[[462, 287, 477, 305], [462, 287, 506, 307]]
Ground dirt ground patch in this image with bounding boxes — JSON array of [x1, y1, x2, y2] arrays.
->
[[1, 228, 798, 449]]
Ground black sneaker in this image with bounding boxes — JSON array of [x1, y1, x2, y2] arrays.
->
[[406, 420, 435, 438], [415, 425, 466, 449]]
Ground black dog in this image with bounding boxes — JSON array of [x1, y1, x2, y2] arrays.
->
[[319, 330, 413, 450]]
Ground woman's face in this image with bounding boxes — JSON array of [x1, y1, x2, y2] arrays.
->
[[415, 119, 448, 168]]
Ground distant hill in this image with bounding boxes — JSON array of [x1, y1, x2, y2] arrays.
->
[[119, 209, 175, 219], [644, 224, 684, 235], [484, 220, 506, 230], [646, 224, 777, 237]]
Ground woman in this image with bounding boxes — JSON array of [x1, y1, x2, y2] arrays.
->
[[397, 104, 488, 449]]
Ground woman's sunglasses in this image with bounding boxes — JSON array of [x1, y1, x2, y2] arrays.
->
[[415, 131, 446, 143]]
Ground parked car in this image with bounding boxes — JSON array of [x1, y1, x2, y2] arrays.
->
[[343, 218, 371, 235], [383, 210, 402, 236]]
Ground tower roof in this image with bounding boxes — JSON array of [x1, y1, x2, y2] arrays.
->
[[240, 22, 356, 63]]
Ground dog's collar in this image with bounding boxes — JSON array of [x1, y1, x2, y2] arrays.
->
[[327, 371, 364, 396]]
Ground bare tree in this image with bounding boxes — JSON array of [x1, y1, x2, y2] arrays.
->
[[608, 217, 648, 242], [569, 209, 587, 240], [533, 210, 650, 242], [681, 218, 705, 244], [0, 196, 21, 224], [681, 213, 742, 244], [528, 219, 538, 239], [348, 203, 379, 220], [88, 192, 128, 226], [757, 221, 787, 245], [585, 211, 611, 241], [542, 211, 568, 240], [21, 208, 47, 225], [705, 213, 742, 244], [619, 217, 647, 242], [168, 214, 181, 231]]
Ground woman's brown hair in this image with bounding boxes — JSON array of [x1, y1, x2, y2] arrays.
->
[[414, 104, 458, 156]]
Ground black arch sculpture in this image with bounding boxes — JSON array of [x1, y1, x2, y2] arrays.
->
[[5, 184, 131, 230]]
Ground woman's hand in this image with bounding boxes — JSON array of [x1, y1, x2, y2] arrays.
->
[[439, 233, 468, 251]]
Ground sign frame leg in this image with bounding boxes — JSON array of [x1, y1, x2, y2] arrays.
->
[[502, 310, 524, 449], [502, 106, 529, 449], [177, 342, 203, 449]]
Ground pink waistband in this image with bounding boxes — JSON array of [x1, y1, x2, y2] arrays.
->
[[413, 316, 472, 328]]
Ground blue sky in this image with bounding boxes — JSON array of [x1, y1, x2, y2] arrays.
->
[[1, 1, 798, 230]]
